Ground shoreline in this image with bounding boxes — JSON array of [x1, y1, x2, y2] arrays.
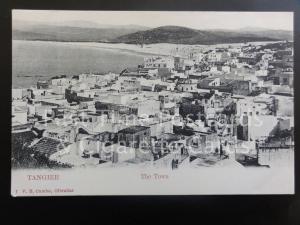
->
[[12, 39, 285, 89], [13, 39, 284, 58], [13, 39, 175, 57]]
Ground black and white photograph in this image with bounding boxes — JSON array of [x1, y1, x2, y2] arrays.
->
[[11, 10, 294, 196]]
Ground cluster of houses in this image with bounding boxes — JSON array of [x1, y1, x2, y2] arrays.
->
[[12, 41, 294, 168]]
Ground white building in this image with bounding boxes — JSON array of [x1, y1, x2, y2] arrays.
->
[[144, 56, 174, 69], [192, 52, 205, 63], [51, 78, 69, 86], [235, 97, 271, 117], [12, 89, 25, 100], [12, 105, 28, 125], [222, 66, 231, 73]]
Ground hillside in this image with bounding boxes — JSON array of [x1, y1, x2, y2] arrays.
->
[[112, 26, 292, 45], [12, 21, 150, 42], [12, 21, 293, 44]]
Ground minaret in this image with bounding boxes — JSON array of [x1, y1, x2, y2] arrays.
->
[[140, 34, 144, 48]]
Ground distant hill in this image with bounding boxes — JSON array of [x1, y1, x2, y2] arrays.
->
[[12, 20, 150, 42], [13, 21, 293, 44], [112, 26, 293, 45], [237, 29, 293, 42]]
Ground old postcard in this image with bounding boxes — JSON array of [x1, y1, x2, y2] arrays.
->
[[11, 10, 294, 196]]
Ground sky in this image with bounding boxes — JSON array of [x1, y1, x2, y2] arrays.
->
[[12, 10, 293, 31]]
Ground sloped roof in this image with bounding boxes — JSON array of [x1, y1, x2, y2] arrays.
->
[[32, 137, 70, 155], [118, 126, 150, 134]]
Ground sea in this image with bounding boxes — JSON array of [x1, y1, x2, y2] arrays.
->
[[12, 40, 280, 88], [12, 40, 145, 88]]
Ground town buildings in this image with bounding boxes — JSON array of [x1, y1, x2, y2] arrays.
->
[[12, 40, 294, 169]]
